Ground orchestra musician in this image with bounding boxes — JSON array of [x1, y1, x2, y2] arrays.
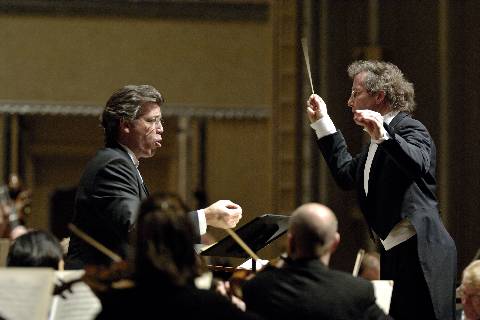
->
[[456, 260, 480, 320], [95, 193, 262, 320], [7, 230, 64, 270], [306, 60, 457, 319], [0, 177, 29, 240], [242, 203, 389, 320], [66, 85, 242, 269], [359, 251, 381, 281]]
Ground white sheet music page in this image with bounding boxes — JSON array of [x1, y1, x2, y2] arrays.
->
[[0, 268, 54, 320], [237, 258, 269, 270], [371, 280, 394, 315], [49, 270, 101, 320]]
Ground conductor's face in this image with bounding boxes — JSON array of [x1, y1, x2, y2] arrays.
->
[[347, 72, 378, 113], [122, 102, 164, 159]]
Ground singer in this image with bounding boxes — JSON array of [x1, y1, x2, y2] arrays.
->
[[65, 85, 243, 269]]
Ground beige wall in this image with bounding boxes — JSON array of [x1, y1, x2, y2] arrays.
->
[[205, 119, 272, 244], [0, 13, 273, 233], [0, 14, 272, 105]]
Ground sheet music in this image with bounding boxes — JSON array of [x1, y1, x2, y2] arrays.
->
[[237, 258, 269, 270], [0, 268, 55, 320], [371, 280, 394, 315], [49, 270, 101, 320]]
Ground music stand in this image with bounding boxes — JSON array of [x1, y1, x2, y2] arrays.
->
[[200, 214, 289, 271]]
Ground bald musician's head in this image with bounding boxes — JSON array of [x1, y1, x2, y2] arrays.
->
[[287, 203, 340, 265]]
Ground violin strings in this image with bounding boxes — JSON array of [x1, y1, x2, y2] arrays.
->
[[301, 37, 315, 94]]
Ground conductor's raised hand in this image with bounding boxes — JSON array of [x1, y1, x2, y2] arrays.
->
[[353, 109, 386, 141], [204, 200, 242, 229], [306, 94, 328, 123]]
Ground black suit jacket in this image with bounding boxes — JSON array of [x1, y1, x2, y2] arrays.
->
[[243, 259, 388, 320], [317, 112, 457, 319], [66, 144, 200, 268], [96, 282, 263, 320]]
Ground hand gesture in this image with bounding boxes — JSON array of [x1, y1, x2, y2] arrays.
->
[[353, 109, 386, 140], [306, 94, 328, 123], [204, 200, 242, 229]]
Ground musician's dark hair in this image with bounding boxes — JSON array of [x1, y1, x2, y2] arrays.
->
[[7, 230, 63, 269], [101, 85, 165, 146], [132, 193, 201, 287]]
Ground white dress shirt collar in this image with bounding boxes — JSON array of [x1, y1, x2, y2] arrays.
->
[[119, 144, 139, 167]]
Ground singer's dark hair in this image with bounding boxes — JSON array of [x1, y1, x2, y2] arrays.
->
[[101, 85, 165, 146]]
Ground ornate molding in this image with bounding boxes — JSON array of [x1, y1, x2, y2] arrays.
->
[[0, 0, 269, 21], [0, 101, 270, 120]]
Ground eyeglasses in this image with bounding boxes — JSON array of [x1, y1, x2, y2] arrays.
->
[[137, 116, 165, 128], [350, 89, 367, 99]]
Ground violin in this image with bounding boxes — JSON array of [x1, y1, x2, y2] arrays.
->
[[54, 260, 134, 298], [209, 254, 287, 300], [54, 224, 135, 298]]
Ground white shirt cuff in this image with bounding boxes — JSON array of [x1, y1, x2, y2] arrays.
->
[[310, 115, 337, 139], [197, 209, 207, 235], [371, 128, 390, 144]]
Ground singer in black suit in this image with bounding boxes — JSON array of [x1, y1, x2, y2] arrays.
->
[[306, 60, 456, 320], [242, 203, 389, 320], [66, 85, 242, 269]]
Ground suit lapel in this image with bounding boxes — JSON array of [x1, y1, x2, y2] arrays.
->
[[141, 182, 149, 198], [365, 111, 409, 193], [383, 111, 408, 137], [114, 143, 149, 199]]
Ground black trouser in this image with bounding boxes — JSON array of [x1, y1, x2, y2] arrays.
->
[[380, 235, 437, 320]]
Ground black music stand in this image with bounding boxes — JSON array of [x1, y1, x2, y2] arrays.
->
[[200, 214, 289, 270]]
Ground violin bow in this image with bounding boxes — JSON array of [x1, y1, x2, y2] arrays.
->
[[352, 248, 366, 277], [224, 228, 260, 261], [68, 223, 122, 262]]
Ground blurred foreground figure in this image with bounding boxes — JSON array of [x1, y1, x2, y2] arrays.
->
[[7, 230, 64, 270], [96, 194, 261, 320]]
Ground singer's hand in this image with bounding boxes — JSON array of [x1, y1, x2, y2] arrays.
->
[[204, 200, 242, 229], [306, 94, 328, 123]]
